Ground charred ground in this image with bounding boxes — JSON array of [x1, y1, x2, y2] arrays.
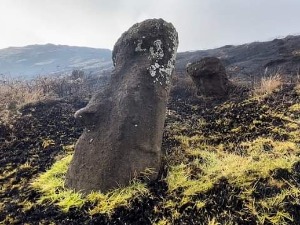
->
[[0, 84, 300, 225]]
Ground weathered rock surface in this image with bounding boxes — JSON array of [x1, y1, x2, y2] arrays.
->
[[186, 57, 230, 97], [65, 18, 178, 193]]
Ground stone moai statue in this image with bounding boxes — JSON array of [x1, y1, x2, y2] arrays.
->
[[65, 18, 178, 194], [186, 57, 231, 97]]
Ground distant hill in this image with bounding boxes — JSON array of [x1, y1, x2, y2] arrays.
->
[[1, 35, 300, 80], [0, 44, 112, 79], [176, 35, 300, 80]]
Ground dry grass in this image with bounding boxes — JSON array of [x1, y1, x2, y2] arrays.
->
[[15, 74, 300, 224], [0, 78, 48, 124], [253, 73, 283, 96], [0, 71, 109, 124], [0, 81, 45, 109]]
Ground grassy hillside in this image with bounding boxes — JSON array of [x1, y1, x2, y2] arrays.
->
[[0, 77, 300, 224]]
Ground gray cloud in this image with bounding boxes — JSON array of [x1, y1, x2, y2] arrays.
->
[[0, 0, 299, 51]]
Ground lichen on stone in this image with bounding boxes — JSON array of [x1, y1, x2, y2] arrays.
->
[[148, 32, 178, 87], [135, 40, 147, 52], [149, 40, 164, 59]]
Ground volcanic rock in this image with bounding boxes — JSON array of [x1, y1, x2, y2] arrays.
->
[[186, 57, 231, 97], [65, 18, 178, 194]]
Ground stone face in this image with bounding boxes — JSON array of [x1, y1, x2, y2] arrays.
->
[[186, 57, 230, 97], [65, 19, 178, 194]]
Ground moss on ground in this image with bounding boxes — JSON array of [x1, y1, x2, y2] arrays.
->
[[157, 84, 300, 224], [31, 151, 149, 215], [1, 84, 300, 224]]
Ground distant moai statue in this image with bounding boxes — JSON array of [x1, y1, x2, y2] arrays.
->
[[65, 19, 178, 194], [187, 57, 231, 97]]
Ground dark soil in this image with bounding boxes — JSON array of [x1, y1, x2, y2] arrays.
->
[[1, 85, 300, 224]]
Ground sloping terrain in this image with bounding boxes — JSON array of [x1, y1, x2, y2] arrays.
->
[[176, 35, 300, 80], [1, 35, 299, 80], [0, 84, 299, 224], [0, 44, 112, 78]]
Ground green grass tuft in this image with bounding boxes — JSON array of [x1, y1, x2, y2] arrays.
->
[[31, 154, 85, 212], [31, 153, 149, 215]]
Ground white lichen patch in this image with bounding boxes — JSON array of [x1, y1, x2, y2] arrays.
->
[[135, 40, 147, 52], [135, 37, 175, 85], [149, 62, 161, 77], [148, 33, 178, 87], [149, 40, 164, 59], [124, 21, 179, 88]]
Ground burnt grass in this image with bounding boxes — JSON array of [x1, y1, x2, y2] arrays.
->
[[1, 85, 300, 224]]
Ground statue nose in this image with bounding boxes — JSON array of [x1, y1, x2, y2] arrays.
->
[[74, 106, 97, 127]]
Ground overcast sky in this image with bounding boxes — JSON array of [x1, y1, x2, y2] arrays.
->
[[1, 0, 300, 52]]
